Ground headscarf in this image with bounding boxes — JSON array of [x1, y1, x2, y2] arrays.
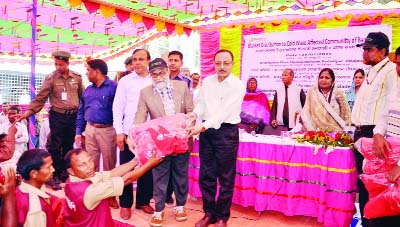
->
[[246, 77, 261, 93], [241, 77, 271, 132]]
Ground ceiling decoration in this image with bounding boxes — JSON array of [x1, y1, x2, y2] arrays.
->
[[0, 0, 399, 64]]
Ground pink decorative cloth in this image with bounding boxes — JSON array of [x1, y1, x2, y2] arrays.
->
[[129, 113, 189, 165], [199, 30, 220, 78], [189, 140, 357, 227], [240, 92, 270, 126]]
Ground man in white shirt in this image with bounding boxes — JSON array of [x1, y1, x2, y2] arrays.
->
[[0, 105, 28, 170], [352, 32, 397, 227], [365, 46, 400, 227], [0, 103, 9, 125], [112, 49, 154, 219], [189, 49, 245, 227], [191, 73, 201, 100], [270, 68, 306, 130]]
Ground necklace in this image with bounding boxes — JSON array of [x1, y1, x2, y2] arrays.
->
[[322, 90, 330, 100]]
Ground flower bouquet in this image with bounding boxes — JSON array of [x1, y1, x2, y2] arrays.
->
[[296, 130, 354, 148]]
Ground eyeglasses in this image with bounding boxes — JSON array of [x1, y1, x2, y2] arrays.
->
[[214, 61, 232, 67], [151, 70, 167, 78]]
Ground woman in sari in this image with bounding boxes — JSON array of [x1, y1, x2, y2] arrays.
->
[[346, 69, 365, 110], [301, 68, 351, 132], [240, 77, 270, 133]]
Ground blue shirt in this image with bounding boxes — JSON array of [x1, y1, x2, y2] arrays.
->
[[171, 72, 192, 90], [76, 77, 117, 135]]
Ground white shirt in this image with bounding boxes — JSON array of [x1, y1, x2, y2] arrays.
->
[[275, 83, 303, 128], [39, 119, 50, 149], [374, 80, 400, 135], [193, 87, 200, 101], [113, 71, 152, 135], [0, 112, 8, 124], [194, 74, 245, 129], [352, 57, 397, 126]]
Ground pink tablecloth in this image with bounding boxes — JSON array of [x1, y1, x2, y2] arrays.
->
[[188, 140, 357, 227]]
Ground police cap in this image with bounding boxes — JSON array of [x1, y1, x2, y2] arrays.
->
[[124, 56, 132, 65], [52, 50, 71, 63]]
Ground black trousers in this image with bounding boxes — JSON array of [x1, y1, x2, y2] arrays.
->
[[47, 110, 76, 181], [353, 126, 374, 227], [166, 138, 194, 200], [166, 172, 174, 200], [199, 123, 239, 222], [119, 141, 153, 208], [369, 215, 400, 227], [152, 152, 189, 212]]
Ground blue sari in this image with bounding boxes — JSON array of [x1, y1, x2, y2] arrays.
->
[[346, 83, 357, 110]]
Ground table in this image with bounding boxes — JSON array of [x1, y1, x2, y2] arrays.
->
[[188, 134, 358, 227]]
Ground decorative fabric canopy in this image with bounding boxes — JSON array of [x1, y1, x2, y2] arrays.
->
[[0, 0, 399, 64]]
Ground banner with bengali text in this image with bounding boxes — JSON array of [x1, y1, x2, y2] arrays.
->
[[241, 25, 392, 99]]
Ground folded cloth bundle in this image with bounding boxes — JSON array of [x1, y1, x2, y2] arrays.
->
[[356, 137, 400, 174], [358, 137, 400, 218], [129, 113, 189, 165]]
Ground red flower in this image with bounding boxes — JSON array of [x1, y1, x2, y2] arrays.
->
[[317, 131, 325, 137], [335, 132, 342, 140], [343, 138, 352, 144], [306, 131, 316, 140]]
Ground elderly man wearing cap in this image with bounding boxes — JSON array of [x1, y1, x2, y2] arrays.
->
[[352, 32, 397, 227], [19, 50, 84, 190], [133, 58, 193, 227]]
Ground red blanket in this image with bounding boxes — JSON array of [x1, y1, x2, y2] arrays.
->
[[128, 113, 189, 165], [358, 137, 400, 218]]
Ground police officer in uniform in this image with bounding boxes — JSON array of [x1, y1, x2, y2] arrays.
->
[[20, 50, 84, 190]]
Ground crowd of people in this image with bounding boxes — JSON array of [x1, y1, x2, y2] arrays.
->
[[0, 31, 399, 227]]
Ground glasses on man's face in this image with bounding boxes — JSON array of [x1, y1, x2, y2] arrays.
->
[[214, 61, 232, 67], [151, 70, 167, 78]]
